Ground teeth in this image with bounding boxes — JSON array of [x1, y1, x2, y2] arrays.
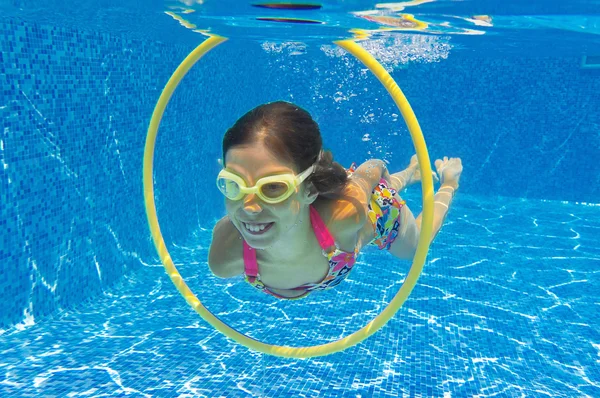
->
[[243, 222, 270, 232]]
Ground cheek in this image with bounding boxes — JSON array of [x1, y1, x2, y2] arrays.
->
[[224, 200, 240, 216], [276, 199, 302, 219]]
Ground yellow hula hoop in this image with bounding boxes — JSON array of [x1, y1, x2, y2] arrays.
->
[[143, 35, 434, 358]]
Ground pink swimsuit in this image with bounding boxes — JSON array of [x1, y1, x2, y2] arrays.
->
[[244, 205, 360, 300], [243, 164, 405, 300]]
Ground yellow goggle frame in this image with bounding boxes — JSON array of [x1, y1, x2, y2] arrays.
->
[[216, 165, 315, 204]]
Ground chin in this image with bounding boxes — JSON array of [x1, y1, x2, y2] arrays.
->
[[244, 240, 269, 250], [242, 234, 275, 250]]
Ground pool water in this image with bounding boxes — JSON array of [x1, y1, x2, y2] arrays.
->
[[1, 0, 600, 396], [1, 194, 599, 396]]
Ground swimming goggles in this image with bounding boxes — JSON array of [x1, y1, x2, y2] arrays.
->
[[216, 165, 315, 204]]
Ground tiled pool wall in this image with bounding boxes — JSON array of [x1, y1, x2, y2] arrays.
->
[[1, 16, 598, 330]]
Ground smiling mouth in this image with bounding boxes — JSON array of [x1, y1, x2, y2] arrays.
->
[[242, 222, 274, 235]]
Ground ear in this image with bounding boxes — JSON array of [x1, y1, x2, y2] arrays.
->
[[299, 182, 318, 205]]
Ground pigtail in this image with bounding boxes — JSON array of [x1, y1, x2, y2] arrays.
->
[[309, 150, 348, 199]]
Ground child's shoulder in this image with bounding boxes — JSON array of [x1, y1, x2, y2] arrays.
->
[[208, 217, 244, 278], [313, 183, 370, 247]]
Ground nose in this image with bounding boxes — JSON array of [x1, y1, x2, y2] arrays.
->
[[242, 193, 262, 215]]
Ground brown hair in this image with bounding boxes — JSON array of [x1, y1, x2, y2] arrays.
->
[[222, 101, 348, 198]]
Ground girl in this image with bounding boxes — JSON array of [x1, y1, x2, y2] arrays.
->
[[209, 101, 462, 299]]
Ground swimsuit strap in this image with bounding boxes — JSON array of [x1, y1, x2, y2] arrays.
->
[[243, 240, 258, 278], [309, 205, 336, 251]]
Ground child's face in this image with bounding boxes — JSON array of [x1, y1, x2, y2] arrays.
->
[[223, 141, 313, 249]]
